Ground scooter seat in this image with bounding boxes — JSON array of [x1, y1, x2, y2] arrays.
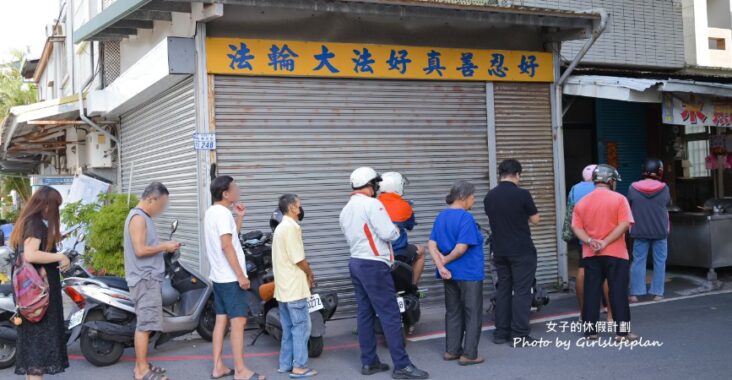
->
[[92, 276, 129, 292]]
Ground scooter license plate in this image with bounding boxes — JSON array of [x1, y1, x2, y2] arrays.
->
[[396, 297, 406, 313], [308, 294, 324, 313], [68, 309, 84, 330]]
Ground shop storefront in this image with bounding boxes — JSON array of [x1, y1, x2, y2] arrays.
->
[[563, 75, 732, 280], [204, 37, 558, 314]]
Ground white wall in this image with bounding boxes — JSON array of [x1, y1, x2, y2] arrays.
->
[[521, 0, 686, 69], [707, 0, 731, 28], [120, 12, 195, 72]]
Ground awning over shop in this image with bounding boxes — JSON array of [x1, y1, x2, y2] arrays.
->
[[563, 75, 732, 103], [0, 95, 84, 172], [74, 0, 599, 43]]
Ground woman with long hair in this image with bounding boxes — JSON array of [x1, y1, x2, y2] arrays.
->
[[10, 186, 70, 378]]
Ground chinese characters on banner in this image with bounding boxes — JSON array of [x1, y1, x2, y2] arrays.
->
[[207, 38, 554, 82], [662, 93, 732, 128]]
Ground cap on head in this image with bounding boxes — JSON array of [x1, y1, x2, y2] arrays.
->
[[379, 172, 407, 196], [592, 164, 622, 184], [350, 167, 381, 189], [582, 164, 598, 182]]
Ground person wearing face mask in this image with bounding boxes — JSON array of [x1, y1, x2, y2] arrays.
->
[[340, 167, 429, 380], [271, 194, 317, 378]]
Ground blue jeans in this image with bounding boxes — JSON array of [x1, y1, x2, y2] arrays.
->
[[278, 298, 311, 371], [630, 239, 668, 296]]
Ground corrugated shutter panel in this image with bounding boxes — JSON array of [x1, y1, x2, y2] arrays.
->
[[596, 99, 647, 195], [120, 77, 201, 270], [493, 82, 558, 286], [214, 76, 491, 317]]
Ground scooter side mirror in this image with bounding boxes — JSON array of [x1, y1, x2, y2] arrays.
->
[[77, 233, 86, 243], [171, 220, 179, 235]]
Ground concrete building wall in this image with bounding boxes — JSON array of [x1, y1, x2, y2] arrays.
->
[[521, 0, 686, 69]]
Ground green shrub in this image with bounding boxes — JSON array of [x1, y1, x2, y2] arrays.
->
[[62, 193, 137, 276]]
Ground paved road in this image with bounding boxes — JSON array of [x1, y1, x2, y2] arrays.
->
[[2, 286, 731, 380]]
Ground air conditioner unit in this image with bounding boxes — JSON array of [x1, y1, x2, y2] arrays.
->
[[65, 128, 87, 170], [85, 132, 113, 168]]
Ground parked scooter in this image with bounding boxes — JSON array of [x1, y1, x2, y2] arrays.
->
[[242, 217, 338, 358], [0, 235, 90, 369], [71, 220, 216, 367], [482, 227, 550, 315]]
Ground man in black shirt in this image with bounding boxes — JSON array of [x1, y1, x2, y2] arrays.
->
[[484, 159, 540, 347]]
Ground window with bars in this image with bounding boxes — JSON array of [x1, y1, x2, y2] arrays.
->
[[685, 125, 710, 178]]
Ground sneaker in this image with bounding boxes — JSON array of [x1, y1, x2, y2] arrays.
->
[[362, 363, 390, 376], [392, 365, 429, 379], [511, 336, 538, 348]]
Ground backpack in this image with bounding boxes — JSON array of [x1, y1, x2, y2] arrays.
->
[[12, 246, 50, 323]]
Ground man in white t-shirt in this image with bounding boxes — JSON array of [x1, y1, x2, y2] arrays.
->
[[204, 175, 264, 380]]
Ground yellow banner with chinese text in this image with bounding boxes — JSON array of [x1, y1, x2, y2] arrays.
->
[[206, 38, 554, 82]]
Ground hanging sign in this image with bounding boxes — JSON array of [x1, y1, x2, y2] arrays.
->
[[662, 93, 732, 128], [206, 38, 554, 82]]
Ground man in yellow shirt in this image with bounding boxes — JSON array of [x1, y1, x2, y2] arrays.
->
[[272, 193, 317, 378]]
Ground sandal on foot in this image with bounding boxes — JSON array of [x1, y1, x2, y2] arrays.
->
[[211, 369, 235, 379], [135, 370, 169, 380], [149, 363, 166, 374], [458, 356, 485, 366], [289, 368, 318, 378], [443, 352, 460, 361], [628, 296, 639, 303]]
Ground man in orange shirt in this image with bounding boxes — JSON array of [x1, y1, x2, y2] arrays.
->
[[572, 164, 638, 341]]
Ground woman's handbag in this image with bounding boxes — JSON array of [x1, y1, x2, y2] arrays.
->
[[12, 246, 50, 323]]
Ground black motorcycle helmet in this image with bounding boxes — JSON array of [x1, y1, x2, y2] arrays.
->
[[269, 209, 283, 232], [641, 158, 664, 180]]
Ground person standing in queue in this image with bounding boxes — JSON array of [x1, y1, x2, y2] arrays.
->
[[572, 165, 638, 341], [483, 159, 541, 348], [11, 186, 70, 379], [124, 182, 180, 380], [271, 194, 317, 378], [628, 159, 671, 302], [567, 165, 614, 321], [340, 167, 429, 380], [204, 176, 265, 380], [428, 180, 485, 366]]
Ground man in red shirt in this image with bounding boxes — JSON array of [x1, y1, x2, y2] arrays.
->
[[572, 164, 638, 341]]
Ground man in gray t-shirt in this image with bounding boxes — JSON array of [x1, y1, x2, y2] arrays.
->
[[124, 182, 180, 380]]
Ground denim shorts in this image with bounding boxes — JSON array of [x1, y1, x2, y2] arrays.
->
[[213, 281, 250, 318]]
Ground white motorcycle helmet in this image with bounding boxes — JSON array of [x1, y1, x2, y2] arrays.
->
[[350, 167, 381, 189], [380, 172, 408, 196]]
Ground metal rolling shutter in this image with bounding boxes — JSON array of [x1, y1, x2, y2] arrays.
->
[[493, 82, 559, 286], [120, 77, 201, 270], [596, 99, 647, 195], [214, 76, 491, 317]]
